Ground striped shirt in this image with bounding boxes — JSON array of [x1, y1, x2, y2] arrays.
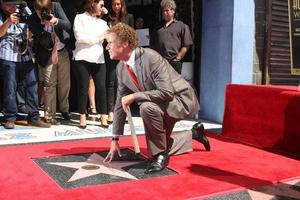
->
[[0, 11, 33, 62]]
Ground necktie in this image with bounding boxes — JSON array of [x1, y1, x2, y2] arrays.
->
[[125, 63, 142, 91]]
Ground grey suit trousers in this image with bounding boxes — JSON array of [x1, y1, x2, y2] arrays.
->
[[139, 102, 193, 157]]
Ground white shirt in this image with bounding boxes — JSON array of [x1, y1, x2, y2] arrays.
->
[[125, 50, 144, 90], [125, 50, 137, 75], [73, 12, 109, 64]]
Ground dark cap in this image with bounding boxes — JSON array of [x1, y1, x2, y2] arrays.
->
[[2, 0, 27, 6]]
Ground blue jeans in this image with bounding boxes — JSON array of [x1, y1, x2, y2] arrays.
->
[[0, 59, 40, 122]]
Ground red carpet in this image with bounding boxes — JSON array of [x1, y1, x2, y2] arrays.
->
[[222, 84, 300, 157], [1, 135, 300, 200]]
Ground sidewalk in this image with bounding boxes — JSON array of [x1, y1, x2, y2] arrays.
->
[[0, 112, 222, 146]]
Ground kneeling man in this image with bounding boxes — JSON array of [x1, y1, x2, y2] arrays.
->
[[104, 23, 210, 174]]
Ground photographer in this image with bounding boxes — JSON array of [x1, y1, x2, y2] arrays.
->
[[0, 0, 51, 129], [28, 0, 71, 125]]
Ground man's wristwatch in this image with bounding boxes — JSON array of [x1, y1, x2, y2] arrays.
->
[[112, 137, 119, 141]]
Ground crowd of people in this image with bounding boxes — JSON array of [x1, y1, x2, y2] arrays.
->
[[0, 0, 210, 173]]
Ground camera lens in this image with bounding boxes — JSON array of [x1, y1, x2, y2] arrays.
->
[[41, 8, 52, 21]]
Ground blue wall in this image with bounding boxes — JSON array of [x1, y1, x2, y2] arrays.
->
[[199, 0, 255, 123]]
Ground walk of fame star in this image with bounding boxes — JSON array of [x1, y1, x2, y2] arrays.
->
[[33, 149, 177, 189], [46, 153, 140, 182]]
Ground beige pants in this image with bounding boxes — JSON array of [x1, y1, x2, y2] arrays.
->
[[40, 48, 70, 120]]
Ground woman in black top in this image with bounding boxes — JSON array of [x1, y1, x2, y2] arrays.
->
[[108, 0, 134, 27], [104, 0, 134, 124]]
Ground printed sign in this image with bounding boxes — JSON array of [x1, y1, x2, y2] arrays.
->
[[289, 0, 300, 75]]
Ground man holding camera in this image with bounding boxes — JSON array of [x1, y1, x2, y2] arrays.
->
[[28, 0, 71, 125], [0, 0, 51, 129]]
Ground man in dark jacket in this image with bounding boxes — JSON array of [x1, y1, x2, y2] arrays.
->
[[28, 0, 71, 124]]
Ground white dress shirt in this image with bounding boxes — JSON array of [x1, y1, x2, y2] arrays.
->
[[73, 12, 109, 64], [125, 50, 137, 75]]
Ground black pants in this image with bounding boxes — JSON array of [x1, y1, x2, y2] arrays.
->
[[106, 58, 118, 112], [73, 60, 107, 114], [168, 59, 182, 74]]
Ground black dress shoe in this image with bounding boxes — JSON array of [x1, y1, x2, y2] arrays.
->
[[192, 122, 211, 151], [145, 153, 169, 174]]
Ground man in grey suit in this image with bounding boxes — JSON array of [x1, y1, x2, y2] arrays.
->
[[103, 23, 210, 174]]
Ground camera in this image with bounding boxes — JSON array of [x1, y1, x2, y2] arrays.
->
[[41, 8, 52, 21], [15, 34, 27, 53], [13, 3, 32, 54], [15, 31, 34, 54], [15, 4, 30, 23]]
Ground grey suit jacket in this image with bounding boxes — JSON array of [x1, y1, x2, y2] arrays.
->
[[112, 48, 200, 136]]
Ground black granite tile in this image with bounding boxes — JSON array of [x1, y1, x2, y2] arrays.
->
[[33, 148, 177, 189]]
